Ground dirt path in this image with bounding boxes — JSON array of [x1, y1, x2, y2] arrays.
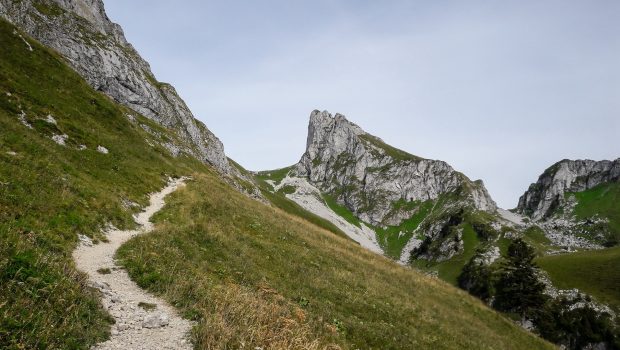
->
[[73, 178, 193, 350]]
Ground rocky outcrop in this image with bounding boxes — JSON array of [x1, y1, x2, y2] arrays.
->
[[0, 0, 230, 173], [294, 110, 496, 227], [517, 159, 620, 220]]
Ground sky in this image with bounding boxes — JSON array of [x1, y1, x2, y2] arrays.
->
[[104, 0, 619, 209]]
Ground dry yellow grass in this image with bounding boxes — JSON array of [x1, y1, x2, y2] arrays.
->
[[118, 173, 555, 349]]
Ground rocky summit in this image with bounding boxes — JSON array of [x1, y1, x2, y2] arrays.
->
[[517, 159, 620, 220], [260, 110, 501, 264], [295, 110, 496, 226], [0, 0, 231, 173]]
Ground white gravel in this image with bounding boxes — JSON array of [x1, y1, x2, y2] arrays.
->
[[73, 178, 193, 350], [497, 208, 526, 226], [275, 176, 383, 254]]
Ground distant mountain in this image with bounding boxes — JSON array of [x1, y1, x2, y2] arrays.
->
[[517, 159, 620, 247], [0, 0, 231, 173], [258, 110, 503, 268]]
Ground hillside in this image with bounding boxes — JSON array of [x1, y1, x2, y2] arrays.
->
[[0, 15, 556, 350], [117, 172, 554, 350], [516, 160, 620, 314], [0, 17, 208, 348], [257, 111, 510, 282], [0, 0, 231, 173]]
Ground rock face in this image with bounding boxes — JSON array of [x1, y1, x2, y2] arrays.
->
[[295, 110, 496, 227], [517, 159, 620, 220], [0, 0, 231, 173]]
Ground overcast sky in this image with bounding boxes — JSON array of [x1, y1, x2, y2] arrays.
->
[[104, 0, 619, 208]]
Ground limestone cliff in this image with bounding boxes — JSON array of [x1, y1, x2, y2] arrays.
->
[[0, 0, 231, 173], [517, 159, 620, 220], [295, 110, 497, 227]]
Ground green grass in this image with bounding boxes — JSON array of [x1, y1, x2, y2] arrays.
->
[[374, 200, 434, 259], [413, 223, 482, 285], [322, 193, 362, 228], [537, 246, 620, 312], [255, 166, 294, 187], [359, 134, 423, 162], [522, 226, 554, 254], [260, 187, 350, 239], [0, 19, 205, 349], [570, 182, 620, 243], [118, 173, 554, 350]]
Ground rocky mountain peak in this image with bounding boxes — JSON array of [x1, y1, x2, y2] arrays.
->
[[304, 110, 366, 161], [517, 158, 620, 220], [295, 110, 496, 227], [0, 0, 231, 174]]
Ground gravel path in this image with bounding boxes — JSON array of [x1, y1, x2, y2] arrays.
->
[[73, 178, 193, 350]]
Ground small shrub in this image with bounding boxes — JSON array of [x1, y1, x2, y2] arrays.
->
[[297, 297, 310, 308], [138, 302, 157, 311]]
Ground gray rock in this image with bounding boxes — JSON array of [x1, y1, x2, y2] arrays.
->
[[517, 159, 620, 220], [96, 145, 109, 154], [294, 110, 497, 227], [142, 313, 169, 329], [0, 0, 231, 174]]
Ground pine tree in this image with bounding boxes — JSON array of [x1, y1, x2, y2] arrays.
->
[[458, 250, 493, 302], [493, 239, 547, 317]]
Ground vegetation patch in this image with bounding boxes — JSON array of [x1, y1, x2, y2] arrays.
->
[[374, 199, 433, 259], [570, 182, 620, 246], [359, 134, 423, 162], [117, 174, 553, 349], [321, 193, 362, 228], [0, 19, 204, 349], [537, 246, 620, 312], [138, 302, 157, 311], [255, 166, 293, 186]]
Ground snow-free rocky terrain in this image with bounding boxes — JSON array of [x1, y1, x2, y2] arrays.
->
[[2, 0, 618, 348], [74, 178, 192, 350], [0, 0, 231, 174], [259, 110, 503, 265]]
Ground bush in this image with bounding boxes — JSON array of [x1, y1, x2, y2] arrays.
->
[[458, 250, 493, 302]]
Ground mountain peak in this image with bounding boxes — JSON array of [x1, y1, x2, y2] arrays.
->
[[296, 110, 496, 227], [517, 158, 620, 219]]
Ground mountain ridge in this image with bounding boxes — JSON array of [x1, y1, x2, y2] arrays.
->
[[517, 158, 620, 220], [0, 0, 232, 173]]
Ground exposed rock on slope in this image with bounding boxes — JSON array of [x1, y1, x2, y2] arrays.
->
[[0, 0, 231, 173], [517, 159, 620, 220], [257, 110, 501, 263], [295, 110, 497, 227]]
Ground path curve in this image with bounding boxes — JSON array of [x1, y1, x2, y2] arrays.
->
[[74, 178, 192, 350]]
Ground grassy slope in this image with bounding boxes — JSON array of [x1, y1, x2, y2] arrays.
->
[[412, 224, 481, 285], [571, 182, 620, 242], [537, 246, 620, 312], [254, 168, 350, 239], [534, 182, 620, 312], [118, 174, 554, 350], [375, 200, 434, 259], [0, 19, 205, 349]]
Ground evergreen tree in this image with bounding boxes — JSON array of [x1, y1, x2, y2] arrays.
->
[[493, 239, 547, 317], [458, 250, 493, 302]]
